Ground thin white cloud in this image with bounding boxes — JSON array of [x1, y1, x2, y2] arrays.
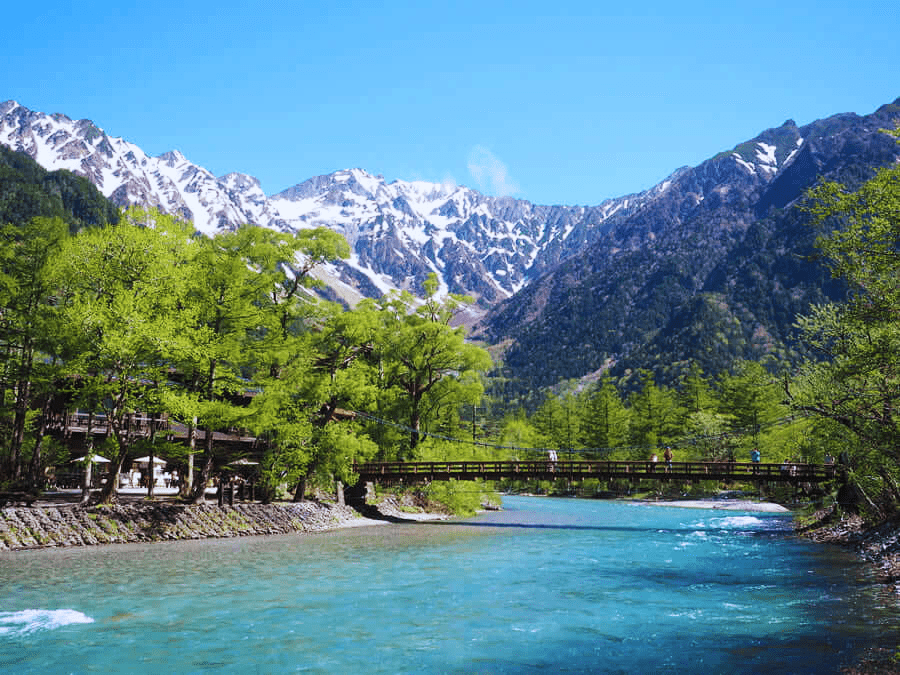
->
[[467, 145, 519, 197], [440, 173, 457, 192]]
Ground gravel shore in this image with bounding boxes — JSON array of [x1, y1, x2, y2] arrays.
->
[[640, 498, 790, 512]]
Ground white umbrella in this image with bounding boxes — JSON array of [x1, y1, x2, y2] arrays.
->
[[71, 454, 111, 463], [133, 456, 166, 465]]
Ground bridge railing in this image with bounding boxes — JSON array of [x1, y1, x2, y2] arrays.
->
[[353, 460, 840, 482]]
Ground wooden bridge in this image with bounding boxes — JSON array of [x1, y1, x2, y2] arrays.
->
[[353, 460, 842, 485]]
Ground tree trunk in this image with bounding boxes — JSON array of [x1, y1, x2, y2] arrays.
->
[[293, 475, 306, 502], [409, 410, 421, 456], [94, 408, 131, 504], [80, 413, 95, 505], [189, 426, 216, 503], [27, 397, 52, 488], [96, 452, 128, 505], [10, 375, 32, 481], [147, 413, 158, 500], [190, 360, 218, 504], [180, 417, 197, 499]]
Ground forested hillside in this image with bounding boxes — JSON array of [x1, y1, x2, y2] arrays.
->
[[0, 145, 119, 229], [478, 99, 900, 392]]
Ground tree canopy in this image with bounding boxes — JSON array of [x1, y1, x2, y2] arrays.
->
[[786, 152, 900, 516], [0, 210, 494, 504]]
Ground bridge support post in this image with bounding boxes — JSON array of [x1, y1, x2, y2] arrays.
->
[[344, 480, 375, 508]]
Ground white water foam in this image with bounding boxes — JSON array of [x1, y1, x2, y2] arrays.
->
[[712, 515, 766, 529], [0, 609, 94, 636], [690, 515, 766, 530]]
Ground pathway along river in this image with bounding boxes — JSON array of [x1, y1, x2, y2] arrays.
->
[[1, 496, 897, 673]]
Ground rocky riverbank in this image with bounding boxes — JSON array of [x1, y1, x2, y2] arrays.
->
[[797, 509, 900, 674], [798, 509, 900, 590], [0, 499, 446, 552]]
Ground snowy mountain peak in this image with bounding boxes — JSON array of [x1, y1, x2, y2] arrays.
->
[[0, 100, 678, 306], [158, 149, 188, 165]]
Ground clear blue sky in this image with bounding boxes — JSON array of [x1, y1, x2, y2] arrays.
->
[[4, 1, 898, 205]]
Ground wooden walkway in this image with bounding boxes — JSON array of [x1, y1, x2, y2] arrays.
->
[[354, 460, 842, 484]]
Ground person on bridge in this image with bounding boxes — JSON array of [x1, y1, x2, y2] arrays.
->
[[663, 446, 673, 471], [649, 453, 658, 472], [750, 448, 761, 474]]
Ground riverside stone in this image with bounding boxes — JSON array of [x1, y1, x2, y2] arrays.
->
[[0, 501, 368, 551]]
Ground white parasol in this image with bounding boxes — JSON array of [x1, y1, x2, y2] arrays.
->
[[71, 454, 111, 463], [133, 456, 167, 465]]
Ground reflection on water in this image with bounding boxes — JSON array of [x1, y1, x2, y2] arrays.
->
[[0, 496, 894, 674]]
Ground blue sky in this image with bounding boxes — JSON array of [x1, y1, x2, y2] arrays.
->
[[5, 1, 898, 205]]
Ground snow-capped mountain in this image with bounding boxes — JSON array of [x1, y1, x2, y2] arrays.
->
[[0, 99, 665, 306], [0, 98, 859, 312], [479, 99, 900, 389], [6, 96, 899, 389]]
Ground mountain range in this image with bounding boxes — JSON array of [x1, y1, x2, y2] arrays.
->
[[1, 99, 662, 309], [479, 98, 900, 392], [2, 97, 899, 392]]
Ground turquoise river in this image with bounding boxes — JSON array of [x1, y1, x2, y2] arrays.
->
[[1, 496, 897, 673]]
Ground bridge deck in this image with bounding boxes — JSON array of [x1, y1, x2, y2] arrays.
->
[[354, 460, 840, 484]]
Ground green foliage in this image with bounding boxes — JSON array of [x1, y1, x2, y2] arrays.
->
[[786, 146, 900, 517], [423, 480, 490, 516], [375, 273, 492, 457], [580, 375, 630, 455], [498, 413, 543, 460], [0, 216, 70, 480], [684, 410, 736, 461], [47, 209, 198, 499], [627, 371, 684, 454], [717, 360, 787, 453], [177, 223, 352, 499], [14, 144, 893, 508]]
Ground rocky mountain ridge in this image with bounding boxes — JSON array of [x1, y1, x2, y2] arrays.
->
[[4, 97, 899, 391], [1, 100, 670, 307], [479, 98, 900, 390]]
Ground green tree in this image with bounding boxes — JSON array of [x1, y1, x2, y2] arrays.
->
[[0, 146, 119, 231], [679, 362, 718, 415], [177, 224, 349, 502], [247, 227, 352, 501], [787, 155, 900, 513], [531, 393, 565, 451], [49, 209, 196, 503], [718, 360, 786, 457], [532, 392, 582, 459], [376, 274, 492, 458], [627, 370, 683, 457], [684, 410, 737, 461], [580, 375, 630, 457], [0, 216, 69, 485], [498, 410, 543, 459]]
